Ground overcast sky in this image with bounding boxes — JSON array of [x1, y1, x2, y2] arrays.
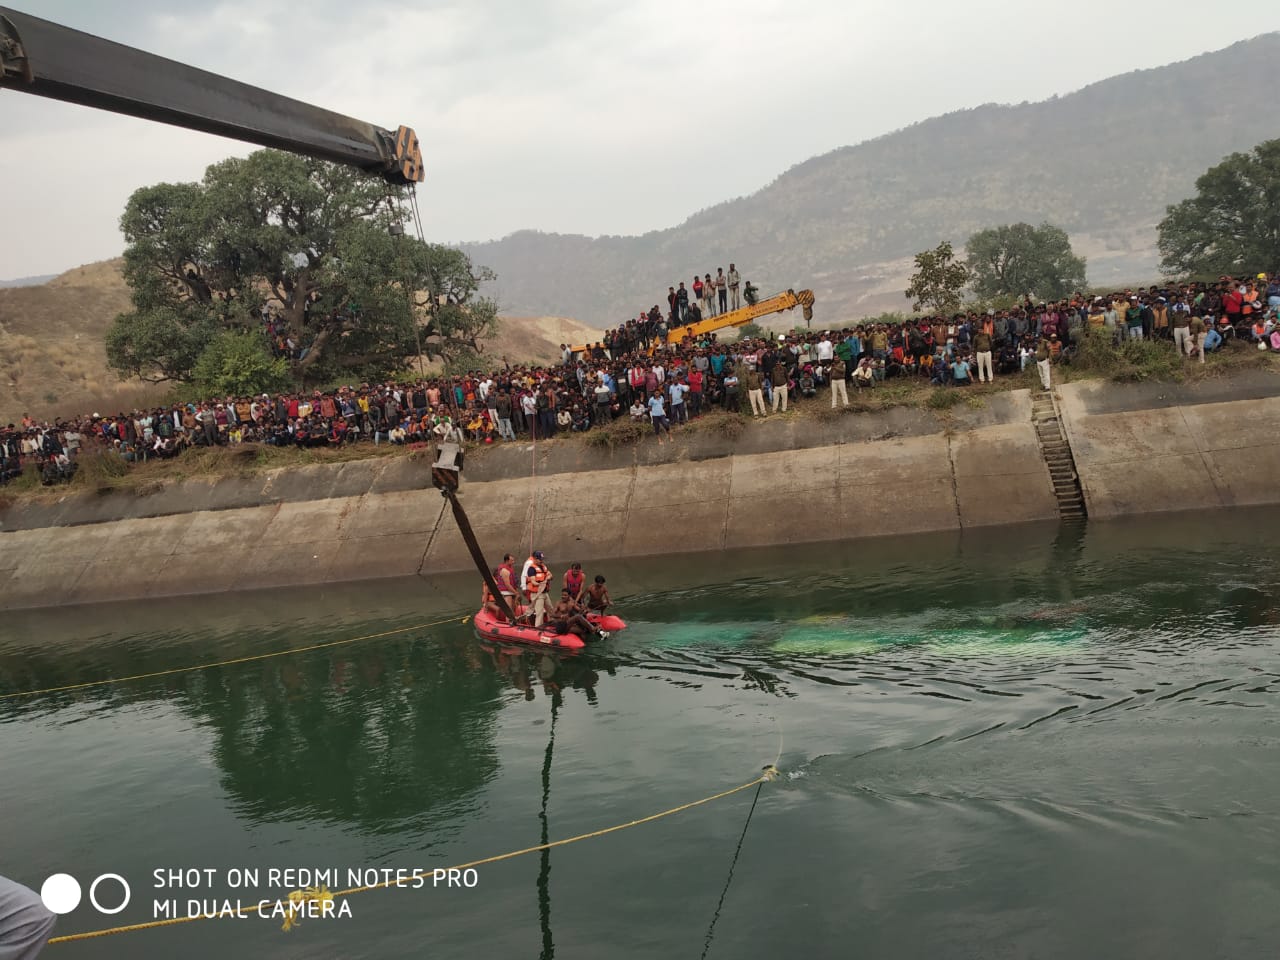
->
[[2, 0, 1277, 279]]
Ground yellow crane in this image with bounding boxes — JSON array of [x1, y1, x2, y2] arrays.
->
[[571, 288, 815, 354], [665, 288, 815, 345]]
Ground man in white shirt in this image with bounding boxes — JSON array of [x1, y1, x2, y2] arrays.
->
[[816, 333, 834, 365], [668, 377, 689, 424], [520, 391, 538, 438], [853, 358, 875, 388], [727, 264, 741, 310]]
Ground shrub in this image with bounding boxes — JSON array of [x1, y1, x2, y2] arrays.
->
[[925, 389, 964, 409], [192, 331, 291, 397], [583, 418, 649, 449], [76, 449, 131, 489], [1072, 327, 1183, 382]]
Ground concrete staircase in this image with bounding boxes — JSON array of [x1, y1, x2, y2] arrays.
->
[[1031, 391, 1087, 521]]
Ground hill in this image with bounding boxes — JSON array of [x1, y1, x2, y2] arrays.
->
[[461, 33, 1280, 326], [0, 274, 57, 289], [0, 261, 602, 424], [0, 259, 141, 424]]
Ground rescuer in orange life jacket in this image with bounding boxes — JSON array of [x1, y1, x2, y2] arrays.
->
[[521, 551, 553, 628]]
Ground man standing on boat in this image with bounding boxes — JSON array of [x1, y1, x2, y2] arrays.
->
[[521, 551, 553, 628], [494, 553, 520, 621]]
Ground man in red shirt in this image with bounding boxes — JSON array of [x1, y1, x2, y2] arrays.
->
[[687, 368, 704, 417], [1223, 284, 1243, 327]]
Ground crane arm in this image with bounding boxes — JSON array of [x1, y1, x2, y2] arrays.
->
[[0, 6, 423, 184], [569, 289, 816, 355], [663, 288, 815, 345]]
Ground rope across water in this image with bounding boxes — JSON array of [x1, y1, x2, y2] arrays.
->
[[47, 769, 776, 945], [7, 580, 785, 948], [0, 615, 470, 702]]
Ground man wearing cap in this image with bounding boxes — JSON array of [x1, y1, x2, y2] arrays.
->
[[1187, 314, 1206, 364], [521, 551, 553, 628], [770, 355, 789, 413], [972, 325, 994, 383], [744, 363, 766, 417]]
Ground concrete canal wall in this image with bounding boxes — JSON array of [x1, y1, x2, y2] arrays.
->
[[1056, 372, 1280, 519], [0, 392, 1057, 611], [2, 373, 1277, 612]]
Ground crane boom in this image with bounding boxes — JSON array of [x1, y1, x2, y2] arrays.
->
[[663, 288, 815, 345], [0, 6, 423, 184], [569, 289, 815, 354]]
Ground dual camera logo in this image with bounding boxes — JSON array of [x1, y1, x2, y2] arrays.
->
[[40, 873, 131, 915]]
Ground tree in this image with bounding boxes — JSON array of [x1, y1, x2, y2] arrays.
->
[[106, 149, 499, 386], [966, 222, 1087, 300], [191, 331, 291, 397], [1158, 139, 1280, 278], [904, 241, 970, 315]]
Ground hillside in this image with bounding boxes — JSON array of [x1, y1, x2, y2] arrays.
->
[[0, 260, 601, 424], [461, 33, 1280, 326], [0, 259, 139, 424], [0, 275, 57, 289]]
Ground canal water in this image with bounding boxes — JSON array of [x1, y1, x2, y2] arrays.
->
[[2, 511, 1278, 959]]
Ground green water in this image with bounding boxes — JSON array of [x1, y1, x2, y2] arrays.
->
[[3, 512, 1279, 958]]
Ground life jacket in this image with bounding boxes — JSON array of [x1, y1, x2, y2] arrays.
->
[[564, 569, 584, 596], [523, 557, 550, 596], [495, 563, 516, 594], [481, 580, 496, 604]]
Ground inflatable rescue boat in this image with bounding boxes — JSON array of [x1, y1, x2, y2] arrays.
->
[[473, 608, 627, 650]]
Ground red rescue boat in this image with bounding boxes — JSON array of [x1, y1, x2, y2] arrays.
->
[[472, 608, 627, 650]]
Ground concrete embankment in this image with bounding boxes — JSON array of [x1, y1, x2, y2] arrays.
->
[[0, 392, 1056, 611], [1057, 371, 1280, 518], [3, 372, 1276, 613]]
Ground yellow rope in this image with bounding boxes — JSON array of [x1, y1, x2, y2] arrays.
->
[[47, 770, 772, 945], [1, 615, 469, 701]]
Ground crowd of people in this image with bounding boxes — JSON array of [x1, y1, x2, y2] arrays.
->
[[3, 274, 1276, 487]]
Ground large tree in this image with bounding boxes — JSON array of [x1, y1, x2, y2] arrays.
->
[[106, 150, 498, 386], [966, 222, 1087, 300], [1158, 139, 1280, 278], [904, 241, 970, 315]]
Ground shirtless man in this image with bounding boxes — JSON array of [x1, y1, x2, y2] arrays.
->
[[584, 575, 612, 613], [549, 590, 605, 641]]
